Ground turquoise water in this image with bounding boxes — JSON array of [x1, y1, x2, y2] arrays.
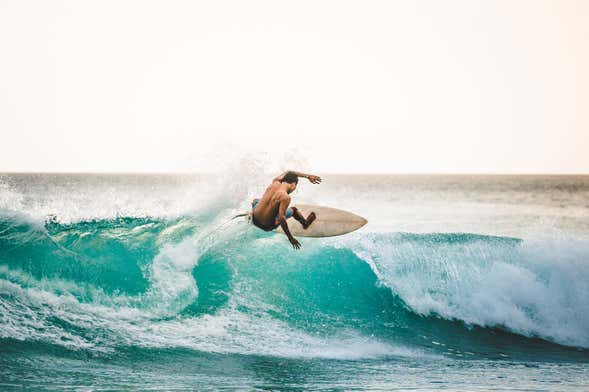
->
[[1, 174, 588, 390]]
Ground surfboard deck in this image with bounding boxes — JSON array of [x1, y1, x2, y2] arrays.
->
[[273, 204, 367, 237]]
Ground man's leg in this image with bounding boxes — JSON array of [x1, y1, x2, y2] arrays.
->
[[290, 207, 316, 229]]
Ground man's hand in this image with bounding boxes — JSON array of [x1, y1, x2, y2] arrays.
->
[[308, 175, 322, 184], [289, 237, 301, 250]]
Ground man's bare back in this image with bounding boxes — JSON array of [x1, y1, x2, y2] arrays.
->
[[251, 170, 321, 249]]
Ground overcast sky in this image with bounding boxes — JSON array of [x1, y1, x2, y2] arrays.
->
[[1, 0, 588, 173]]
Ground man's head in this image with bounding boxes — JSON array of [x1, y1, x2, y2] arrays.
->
[[281, 171, 298, 193]]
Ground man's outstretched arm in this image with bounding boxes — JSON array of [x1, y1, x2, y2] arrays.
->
[[273, 171, 322, 184]]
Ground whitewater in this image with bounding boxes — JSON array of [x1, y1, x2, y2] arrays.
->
[[1, 173, 588, 390]]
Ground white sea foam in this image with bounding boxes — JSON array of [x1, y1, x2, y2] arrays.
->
[[351, 233, 589, 348], [0, 266, 421, 360]]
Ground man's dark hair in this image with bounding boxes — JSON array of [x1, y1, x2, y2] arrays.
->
[[282, 171, 299, 184]]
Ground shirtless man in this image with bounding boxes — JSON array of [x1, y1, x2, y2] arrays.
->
[[251, 171, 321, 249]]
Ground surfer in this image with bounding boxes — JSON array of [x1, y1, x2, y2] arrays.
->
[[251, 171, 321, 249]]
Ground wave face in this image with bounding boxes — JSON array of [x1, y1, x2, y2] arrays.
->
[[1, 208, 588, 362], [1, 173, 589, 370]]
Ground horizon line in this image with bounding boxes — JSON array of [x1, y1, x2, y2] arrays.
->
[[1, 171, 589, 176]]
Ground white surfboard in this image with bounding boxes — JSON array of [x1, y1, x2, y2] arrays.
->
[[274, 204, 367, 238]]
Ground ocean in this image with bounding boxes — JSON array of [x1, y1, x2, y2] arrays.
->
[[0, 173, 588, 391]]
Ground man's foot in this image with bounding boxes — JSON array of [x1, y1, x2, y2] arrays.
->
[[302, 212, 316, 229]]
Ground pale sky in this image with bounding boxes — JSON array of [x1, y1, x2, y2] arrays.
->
[[1, 0, 588, 173]]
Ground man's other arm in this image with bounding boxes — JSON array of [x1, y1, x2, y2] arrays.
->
[[273, 171, 322, 184], [276, 194, 301, 249]]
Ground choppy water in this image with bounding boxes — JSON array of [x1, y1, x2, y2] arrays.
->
[[1, 173, 588, 390]]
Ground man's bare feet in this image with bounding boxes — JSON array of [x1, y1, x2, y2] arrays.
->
[[303, 212, 316, 229]]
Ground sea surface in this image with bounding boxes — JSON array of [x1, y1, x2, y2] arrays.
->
[[0, 173, 588, 391]]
